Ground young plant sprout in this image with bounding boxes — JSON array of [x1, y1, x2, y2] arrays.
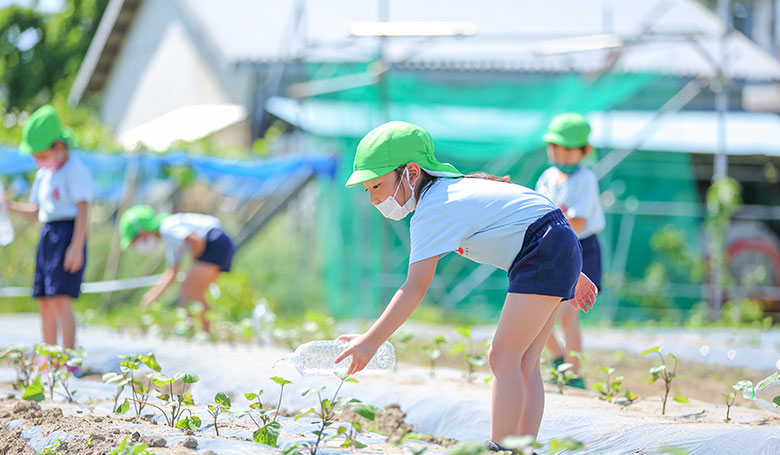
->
[[207, 392, 232, 436], [422, 336, 447, 378], [244, 389, 279, 447], [109, 434, 152, 455], [296, 372, 360, 455], [270, 376, 292, 422], [723, 380, 753, 422], [640, 346, 687, 415], [548, 362, 578, 394], [0, 344, 38, 389], [451, 327, 488, 383], [103, 353, 162, 415], [592, 365, 637, 404], [117, 371, 199, 427], [34, 344, 85, 402]]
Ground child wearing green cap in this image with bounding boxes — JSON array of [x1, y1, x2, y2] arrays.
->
[[5, 105, 92, 351], [119, 205, 234, 333], [537, 113, 605, 387], [335, 121, 597, 448]]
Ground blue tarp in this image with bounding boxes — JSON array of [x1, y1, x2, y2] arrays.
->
[[0, 146, 338, 202]]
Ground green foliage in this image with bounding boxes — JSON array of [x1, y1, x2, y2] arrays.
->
[[547, 437, 585, 453], [40, 438, 66, 455], [296, 373, 360, 455], [207, 392, 232, 436], [22, 374, 44, 402], [0, 343, 38, 389], [422, 336, 447, 378], [451, 326, 488, 383], [592, 365, 637, 404], [548, 362, 578, 394], [641, 346, 685, 415], [175, 415, 202, 431], [108, 434, 152, 455], [33, 344, 85, 402]]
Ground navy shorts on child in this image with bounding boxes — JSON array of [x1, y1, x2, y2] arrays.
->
[[507, 209, 582, 300], [579, 235, 602, 291], [196, 228, 235, 272], [33, 220, 86, 298]]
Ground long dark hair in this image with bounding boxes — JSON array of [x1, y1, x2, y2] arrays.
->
[[392, 165, 512, 203]]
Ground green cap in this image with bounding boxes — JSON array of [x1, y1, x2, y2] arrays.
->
[[119, 205, 168, 250], [542, 113, 591, 149], [19, 105, 77, 155], [346, 121, 461, 187]]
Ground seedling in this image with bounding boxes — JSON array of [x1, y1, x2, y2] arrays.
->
[[243, 390, 279, 447], [451, 327, 488, 383], [22, 374, 45, 402], [0, 343, 38, 389], [34, 344, 85, 402], [394, 332, 414, 370], [723, 380, 752, 422], [591, 366, 637, 404], [109, 434, 152, 455], [296, 372, 360, 455], [270, 376, 292, 422], [500, 435, 541, 455], [549, 362, 578, 394], [207, 392, 232, 436], [421, 336, 447, 378], [640, 346, 686, 415], [40, 438, 66, 455], [103, 353, 162, 414], [337, 403, 382, 451], [118, 371, 199, 427]]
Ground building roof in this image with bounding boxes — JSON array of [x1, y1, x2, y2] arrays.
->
[[70, 0, 780, 105]]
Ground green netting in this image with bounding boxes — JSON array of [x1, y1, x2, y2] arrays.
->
[[302, 66, 700, 320]]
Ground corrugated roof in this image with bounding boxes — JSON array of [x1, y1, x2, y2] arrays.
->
[[70, 0, 780, 105]]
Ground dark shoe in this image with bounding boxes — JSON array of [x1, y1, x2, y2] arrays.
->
[[485, 440, 509, 452], [566, 376, 586, 389]]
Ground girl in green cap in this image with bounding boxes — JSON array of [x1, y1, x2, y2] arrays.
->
[[5, 105, 92, 354], [119, 205, 235, 333], [537, 113, 605, 388], [335, 121, 597, 448]]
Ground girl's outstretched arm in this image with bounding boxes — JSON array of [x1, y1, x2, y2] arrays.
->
[[335, 255, 438, 374]]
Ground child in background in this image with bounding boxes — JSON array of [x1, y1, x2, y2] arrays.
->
[[6, 105, 93, 350], [334, 121, 597, 447], [119, 205, 235, 333], [536, 113, 605, 388]]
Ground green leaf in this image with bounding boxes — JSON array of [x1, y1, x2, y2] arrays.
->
[[755, 372, 780, 391], [102, 372, 123, 384], [673, 393, 689, 403], [181, 393, 195, 406], [139, 353, 162, 372], [270, 376, 292, 387], [454, 326, 472, 339], [547, 437, 585, 453], [624, 390, 638, 401], [568, 350, 586, 362], [597, 366, 615, 375], [499, 435, 537, 450], [175, 415, 202, 430], [295, 408, 315, 420], [667, 353, 681, 362], [148, 372, 175, 387], [115, 398, 130, 415], [22, 376, 44, 402], [448, 440, 486, 455], [658, 446, 690, 455], [772, 396, 780, 407], [301, 387, 326, 397], [181, 373, 199, 384], [433, 336, 447, 344], [591, 381, 606, 392], [397, 332, 414, 343], [352, 440, 368, 449], [450, 344, 465, 356], [640, 346, 660, 357], [245, 393, 258, 401], [353, 404, 382, 421], [280, 443, 300, 455], [253, 421, 281, 447], [215, 392, 231, 408]]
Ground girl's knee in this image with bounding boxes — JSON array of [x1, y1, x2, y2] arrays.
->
[[520, 352, 542, 376], [488, 344, 521, 375]]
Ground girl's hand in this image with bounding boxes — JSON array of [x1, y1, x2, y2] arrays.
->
[[334, 334, 380, 375], [63, 244, 84, 273], [570, 272, 597, 313]]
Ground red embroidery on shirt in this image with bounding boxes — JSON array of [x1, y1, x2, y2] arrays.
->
[[456, 247, 470, 256], [456, 247, 464, 255], [52, 187, 60, 201]]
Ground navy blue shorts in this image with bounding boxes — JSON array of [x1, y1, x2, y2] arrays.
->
[[196, 228, 234, 272], [579, 235, 602, 291], [33, 220, 86, 299], [507, 209, 582, 300]]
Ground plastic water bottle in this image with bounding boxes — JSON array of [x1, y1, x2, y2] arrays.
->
[[281, 340, 396, 377], [0, 183, 14, 246]]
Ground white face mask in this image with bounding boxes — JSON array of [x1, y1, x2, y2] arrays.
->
[[374, 167, 416, 221], [134, 236, 158, 253]]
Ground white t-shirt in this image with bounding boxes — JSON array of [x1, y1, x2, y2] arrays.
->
[[536, 166, 605, 239], [409, 177, 556, 271], [30, 155, 93, 223], [159, 213, 221, 266]]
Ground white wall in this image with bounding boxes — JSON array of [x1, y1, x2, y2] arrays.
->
[[100, 0, 236, 137]]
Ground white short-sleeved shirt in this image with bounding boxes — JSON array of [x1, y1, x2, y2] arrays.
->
[[535, 166, 605, 239], [159, 213, 221, 266], [29, 155, 93, 223], [409, 177, 556, 271]]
